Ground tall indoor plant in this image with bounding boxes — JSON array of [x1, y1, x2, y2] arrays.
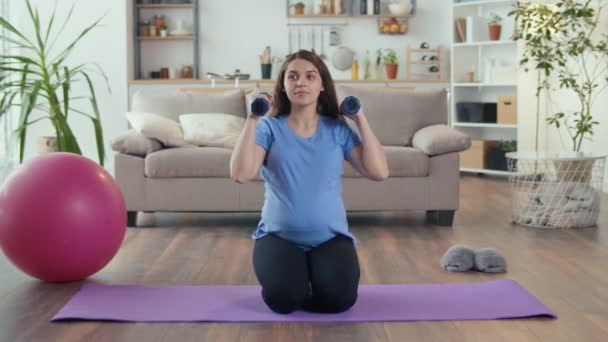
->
[[0, 0, 109, 166], [509, 0, 607, 153]]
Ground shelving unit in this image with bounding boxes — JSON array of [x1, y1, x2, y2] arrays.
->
[[132, 0, 199, 80], [450, 0, 519, 176], [285, 0, 417, 27], [406, 46, 444, 81]]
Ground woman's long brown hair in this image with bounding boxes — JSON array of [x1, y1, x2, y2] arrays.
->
[[270, 50, 342, 120]]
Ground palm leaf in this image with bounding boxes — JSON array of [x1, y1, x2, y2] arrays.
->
[[25, 0, 45, 53], [46, 3, 75, 58], [0, 16, 36, 49], [43, 1, 58, 48], [81, 71, 105, 165], [52, 15, 105, 67], [0, 92, 18, 120], [0, 54, 42, 68], [62, 67, 70, 120], [17, 80, 42, 162]]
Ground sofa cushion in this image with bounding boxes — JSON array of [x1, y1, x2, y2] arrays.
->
[[189, 89, 247, 119], [179, 113, 245, 148], [126, 111, 187, 147], [412, 124, 471, 156], [335, 86, 447, 146], [111, 129, 163, 157], [145, 147, 231, 178], [131, 89, 247, 122], [144, 147, 263, 180], [343, 146, 429, 177]]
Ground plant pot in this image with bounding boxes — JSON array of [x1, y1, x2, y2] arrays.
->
[[160, 30, 167, 37], [295, 6, 305, 15], [487, 147, 508, 171], [385, 64, 398, 80], [488, 24, 502, 40], [38, 136, 58, 155]]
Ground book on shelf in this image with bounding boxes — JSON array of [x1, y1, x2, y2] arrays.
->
[[455, 18, 466, 42]]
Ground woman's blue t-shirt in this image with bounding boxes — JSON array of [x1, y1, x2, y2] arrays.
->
[[252, 114, 362, 250]]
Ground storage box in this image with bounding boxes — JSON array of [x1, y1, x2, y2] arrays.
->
[[497, 96, 517, 124], [456, 102, 497, 123], [460, 140, 498, 169]]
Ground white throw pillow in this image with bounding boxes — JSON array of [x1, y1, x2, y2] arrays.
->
[[126, 111, 186, 147], [179, 113, 246, 148]]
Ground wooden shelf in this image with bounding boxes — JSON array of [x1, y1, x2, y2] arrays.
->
[[136, 4, 193, 9], [460, 168, 513, 176], [453, 0, 513, 8], [411, 72, 441, 76], [453, 123, 517, 128], [409, 61, 440, 64], [128, 78, 450, 85], [137, 35, 193, 40], [352, 15, 413, 19], [288, 14, 348, 18], [453, 82, 517, 87], [408, 48, 440, 52], [453, 40, 516, 47], [287, 14, 412, 19]]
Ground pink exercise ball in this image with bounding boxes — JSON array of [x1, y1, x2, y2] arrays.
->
[[0, 152, 126, 282]]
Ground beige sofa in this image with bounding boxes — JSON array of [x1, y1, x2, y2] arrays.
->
[[114, 86, 471, 227]]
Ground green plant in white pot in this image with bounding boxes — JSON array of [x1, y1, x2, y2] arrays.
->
[[506, 0, 607, 229], [0, 0, 109, 166], [509, 0, 607, 153]]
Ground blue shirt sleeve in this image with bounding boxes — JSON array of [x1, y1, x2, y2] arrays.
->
[[337, 120, 362, 160], [255, 118, 273, 151]]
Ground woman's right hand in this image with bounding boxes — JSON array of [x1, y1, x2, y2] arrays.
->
[[250, 92, 273, 117]]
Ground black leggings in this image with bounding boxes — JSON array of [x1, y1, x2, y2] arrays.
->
[[252, 234, 360, 314]]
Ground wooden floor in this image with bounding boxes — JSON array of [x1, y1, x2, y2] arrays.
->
[[1, 175, 608, 342]]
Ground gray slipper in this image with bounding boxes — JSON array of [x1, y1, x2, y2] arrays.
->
[[474, 248, 507, 273], [440, 244, 475, 272]]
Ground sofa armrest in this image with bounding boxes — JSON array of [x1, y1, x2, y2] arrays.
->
[[111, 129, 163, 157], [412, 124, 471, 156]]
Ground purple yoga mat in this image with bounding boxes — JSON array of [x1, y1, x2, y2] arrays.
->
[[51, 279, 556, 323]]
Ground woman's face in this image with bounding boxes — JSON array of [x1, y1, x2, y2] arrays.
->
[[283, 58, 324, 108]]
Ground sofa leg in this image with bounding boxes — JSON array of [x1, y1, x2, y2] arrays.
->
[[426, 210, 455, 226], [127, 211, 138, 227]]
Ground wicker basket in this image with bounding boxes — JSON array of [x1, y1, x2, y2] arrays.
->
[[506, 152, 606, 228]]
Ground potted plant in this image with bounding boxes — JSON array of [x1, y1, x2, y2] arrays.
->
[[506, 0, 608, 228], [487, 140, 517, 171], [293, 2, 306, 16], [488, 12, 502, 41], [510, 1, 607, 155], [383, 48, 398, 80], [160, 23, 168, 37], [0, 0, 109, 166]]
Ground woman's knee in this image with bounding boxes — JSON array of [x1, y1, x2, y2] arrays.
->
[[314, 283, 358, 313], [262, 284, 309, 314]]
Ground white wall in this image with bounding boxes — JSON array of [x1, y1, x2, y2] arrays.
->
[[10, 0, 128, 174]]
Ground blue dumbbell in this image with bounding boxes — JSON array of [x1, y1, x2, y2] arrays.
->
[[340, 96, 361, 116], [251, 92, 272, 116]]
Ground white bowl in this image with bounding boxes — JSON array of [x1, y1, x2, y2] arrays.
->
[[388, 3, 412, 16]]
